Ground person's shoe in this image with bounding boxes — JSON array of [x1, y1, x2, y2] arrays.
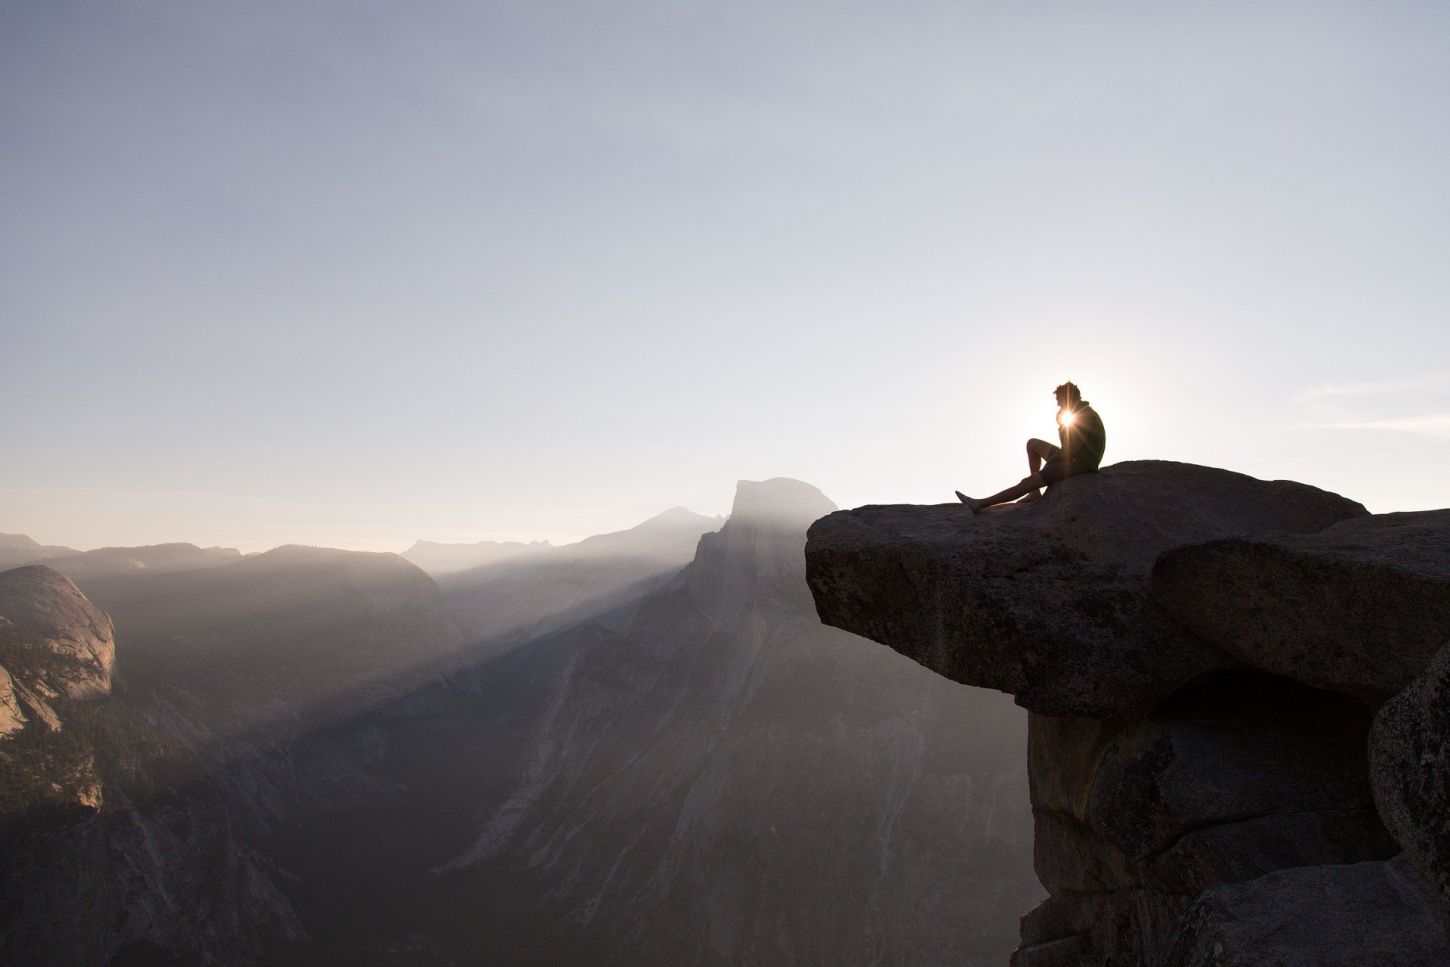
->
[[955, 491, 982, 513]]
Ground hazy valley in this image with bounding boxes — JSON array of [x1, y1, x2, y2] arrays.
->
[[0, 479, 1038, 966]]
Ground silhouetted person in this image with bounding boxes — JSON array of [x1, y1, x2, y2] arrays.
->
[[956, 382, 1106, 513]]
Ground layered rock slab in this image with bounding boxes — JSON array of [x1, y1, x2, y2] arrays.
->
[[1371, 640, 1450, 902], [1163, 855, 1450, 967], [1030, 674, 1394, 897], [1153, 509, 1450, 701], [805, 461, 1365, 718], [1019, 673, 1398, 964], [0, 661, 25, 736], [1014, 888, 1191, 967]]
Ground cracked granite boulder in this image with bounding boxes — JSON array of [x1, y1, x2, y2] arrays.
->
[[805, 460, 1365, 718]]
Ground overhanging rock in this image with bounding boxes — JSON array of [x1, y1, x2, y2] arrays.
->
[[804, 461, 1365, 718]]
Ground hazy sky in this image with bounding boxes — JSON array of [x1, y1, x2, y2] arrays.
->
[[4, 1, 1448, 552]]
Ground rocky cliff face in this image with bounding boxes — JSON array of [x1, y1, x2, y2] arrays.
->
[[0, 565, 116, 702], [805, 461, 1450, 966], [0, 546, 460, 967], [0, 562, 302, 966], [0, 566, 114, 816]]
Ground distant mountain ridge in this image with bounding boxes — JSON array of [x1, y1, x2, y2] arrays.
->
[[402, 537, 552, 575], [20, 542, 243, 581], [71, 544, 460, 737], [0, 533, 80, 570], [437, 505, 724, 646]]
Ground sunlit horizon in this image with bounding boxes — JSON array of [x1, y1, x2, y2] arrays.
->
[[5, 3, 1448, 555]]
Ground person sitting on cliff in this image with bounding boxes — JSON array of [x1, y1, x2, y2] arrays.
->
[[955, 381, 1107, 513]]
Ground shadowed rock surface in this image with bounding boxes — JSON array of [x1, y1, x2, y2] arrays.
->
[[1154, 509, 1450, 700], [1163, 855, 1449, 967], [0, 569, 293, 967], [806, 460, 1365, 718], [1371, 640, 1450, 902], [0, 548, 458, 966], [1029, 674, 1395, 898]]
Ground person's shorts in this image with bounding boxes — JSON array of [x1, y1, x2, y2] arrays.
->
[[1040, 456, 1097, 486]]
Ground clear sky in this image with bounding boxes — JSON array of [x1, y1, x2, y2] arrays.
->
[[3, 1, 1448, 553]]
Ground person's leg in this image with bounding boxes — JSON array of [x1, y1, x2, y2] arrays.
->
[[1026, 438, 1056, 474], [956, 439, 1060, 512], [959, 473, 1046, 512], [980, 473, 1046, 508], [1025, 439, 1057, 500]]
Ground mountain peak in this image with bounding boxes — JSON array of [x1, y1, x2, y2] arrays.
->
[[635, 506, 721, 530], [0, 534, 81, 570], [0, 563, 81, 596], [728, 478, 837, 528], [402, 538, 552, 576]]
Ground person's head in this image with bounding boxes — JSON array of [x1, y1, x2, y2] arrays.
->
[[1055, 381, 1082, 408]]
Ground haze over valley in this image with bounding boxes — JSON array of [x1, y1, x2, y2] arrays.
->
[[0, 479, 1038, 965]]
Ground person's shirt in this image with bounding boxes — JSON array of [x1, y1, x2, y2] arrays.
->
[[1058, 401, 1107, 469]]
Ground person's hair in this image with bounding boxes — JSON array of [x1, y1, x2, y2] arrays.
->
[[1056, 381, 1082, 405]]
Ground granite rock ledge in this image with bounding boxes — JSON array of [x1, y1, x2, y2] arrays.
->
[[804, 461, 1450, 966], [805, 461, 1365, 719]]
